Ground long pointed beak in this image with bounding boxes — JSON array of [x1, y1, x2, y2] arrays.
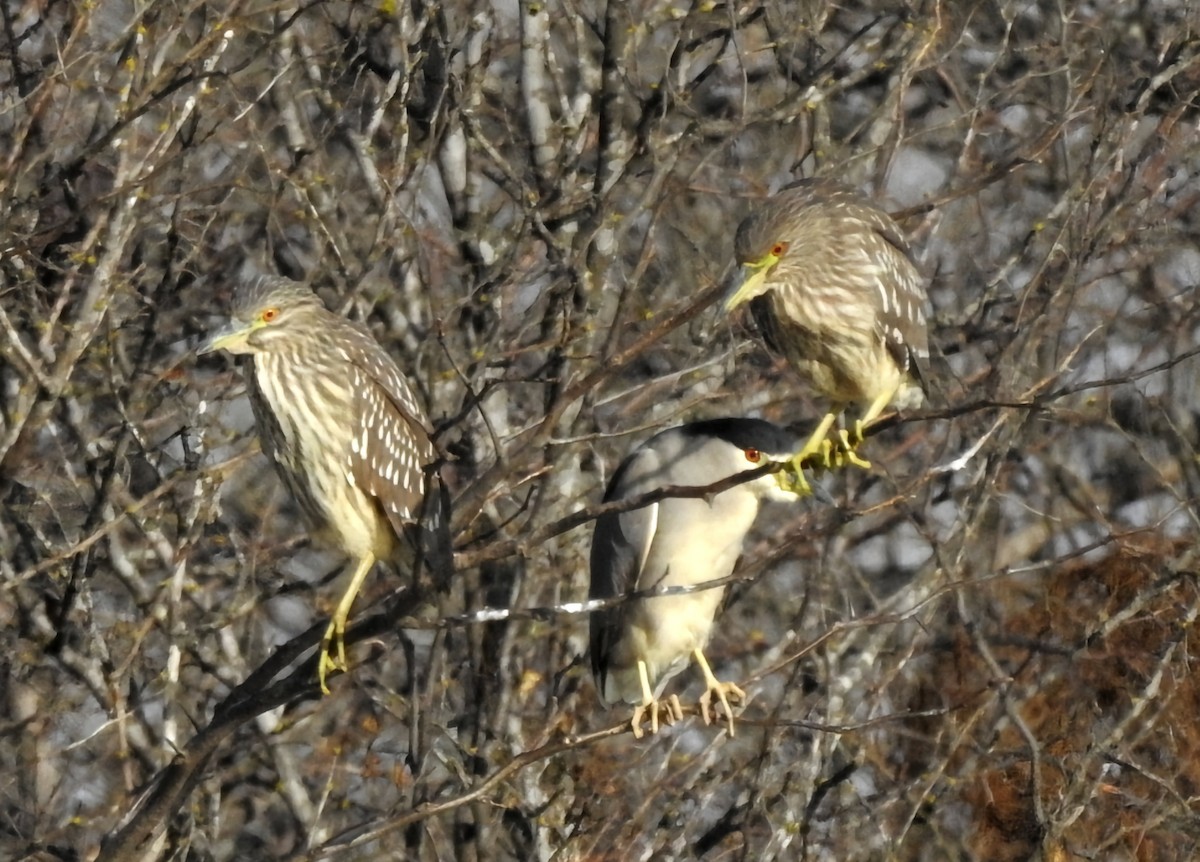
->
[[198, 322, 244, 356], [723, 260, 773, 312]]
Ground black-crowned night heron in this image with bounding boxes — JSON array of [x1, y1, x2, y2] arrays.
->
[[589, 418, 798, 738], [724, 178, 929, 487], [200, 275, 447, 693]]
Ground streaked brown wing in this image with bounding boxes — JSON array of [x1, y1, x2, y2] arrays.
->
[[338, 323, 438, 532]]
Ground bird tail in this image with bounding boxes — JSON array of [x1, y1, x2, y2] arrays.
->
[[417, 465, 454, 586], [909, 342, 961, 411]]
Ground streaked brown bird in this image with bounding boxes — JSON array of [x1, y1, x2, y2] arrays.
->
[[200, 275, 448, 693], [589, 418, 799, 738], [725, 178, 929, 487]]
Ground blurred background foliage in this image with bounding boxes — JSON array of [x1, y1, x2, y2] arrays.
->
[[1, 1, 1198, 859]]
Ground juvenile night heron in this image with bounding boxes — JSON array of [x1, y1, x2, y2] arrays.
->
[[589, 418, 799, 738], [724, 178, 929, 486], [200, 275, 447, 693]]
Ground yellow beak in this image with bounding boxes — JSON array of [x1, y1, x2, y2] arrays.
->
[[723, 251, 780, 312], [198, 320, 260, 355]]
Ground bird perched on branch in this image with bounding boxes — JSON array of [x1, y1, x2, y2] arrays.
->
[[589, 418, 799, 738], [725, 178, 929, 490], [200, 275, 449, 693]]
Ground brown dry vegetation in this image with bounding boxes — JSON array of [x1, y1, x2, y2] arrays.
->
[[2, 1, 1199, 860]]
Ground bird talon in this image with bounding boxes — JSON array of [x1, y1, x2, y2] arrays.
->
[[629, 707, 646, 739], [629, 696, 684, 739], [776, 442, 831, 496], [775, 463, 812, 496], [665, 694, 684, 725], [844, 449, 871, 469], [317, 650, 339, 695], [317, 616, 351, 694], [834, 428, 871, 469], [699, 681, 746, 736]]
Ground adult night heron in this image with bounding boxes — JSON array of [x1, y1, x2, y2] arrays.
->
[[589, 418, 799, 738], [725, 178, 929, 486], [200, 275, 447, 693]]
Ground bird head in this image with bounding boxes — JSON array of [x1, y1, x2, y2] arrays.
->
[[724, 179, 857, 314], [683, 418, 806, 504], [199, 276, 326, 356], [734, 437, 800, 504], [723, 236, 791, 313], [725, 189, 807, 315]]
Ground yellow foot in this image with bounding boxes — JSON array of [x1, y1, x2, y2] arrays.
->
[[831, 427, 871, 469], [776, 435, 836, 496], [317, 616, 349, 694], [629, 695, 683, 739], [699, 680, 747, 737], [693, 647, 746, 736], [316, 553, 375, 694], [775, 459, 813, 496]]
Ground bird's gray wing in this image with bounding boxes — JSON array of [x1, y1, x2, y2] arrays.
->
[[588, 448, 661, 698]]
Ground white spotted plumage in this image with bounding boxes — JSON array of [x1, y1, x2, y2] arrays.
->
[[206, 275, 451, 693], [225, 276, 441, 563]]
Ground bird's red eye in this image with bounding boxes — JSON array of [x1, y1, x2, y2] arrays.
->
[[771, 241, 789, 257], [261, 307, 279, 323], [744, 448, 762, 463]]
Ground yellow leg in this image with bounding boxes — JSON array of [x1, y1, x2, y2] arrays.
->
[[629, 659, 656, 739], [318, 552, 376, 694], [777, 411, 839, 495], [832, 384, 901, 468], [859, 384, 897, 429], [694, 648, 746, 737]]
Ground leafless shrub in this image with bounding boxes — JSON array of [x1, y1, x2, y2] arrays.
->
[[2, 1, 1198, 860]]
